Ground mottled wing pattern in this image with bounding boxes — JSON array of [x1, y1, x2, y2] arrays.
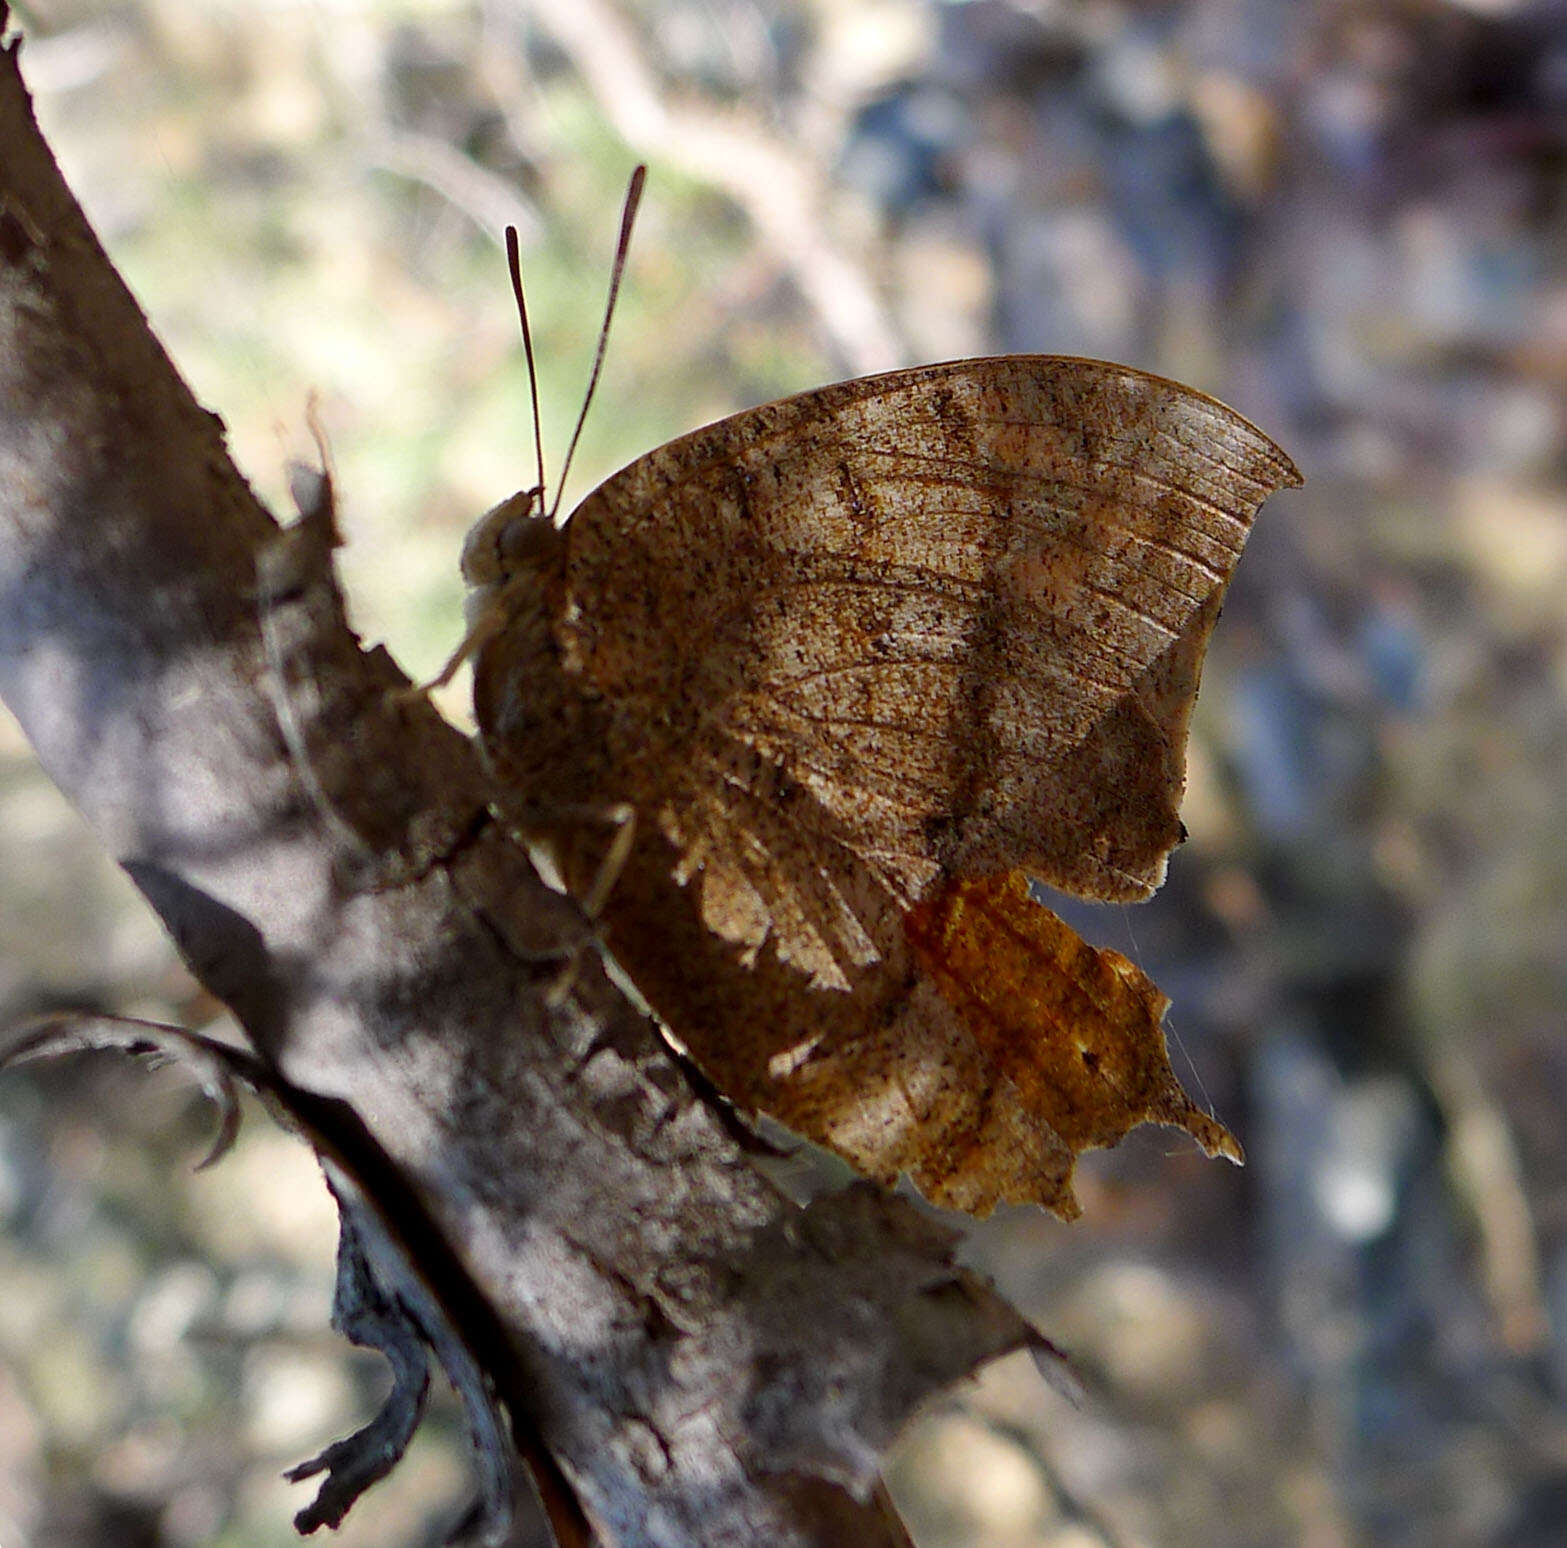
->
[[558, 357, 1301, 987]]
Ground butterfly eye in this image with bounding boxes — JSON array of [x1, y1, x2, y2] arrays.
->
[[498, 503, 550, 562]]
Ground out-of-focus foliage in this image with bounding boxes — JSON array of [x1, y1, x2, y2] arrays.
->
[[2, 0, 1564, 1545]]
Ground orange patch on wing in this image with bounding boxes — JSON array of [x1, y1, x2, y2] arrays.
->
[[904, 871, 1242, 1165]]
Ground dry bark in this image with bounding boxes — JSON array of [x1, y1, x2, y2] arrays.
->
[[0, 16, 1039, 1546]]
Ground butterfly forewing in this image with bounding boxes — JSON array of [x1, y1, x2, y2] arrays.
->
[[555, 356, 1300, 971]]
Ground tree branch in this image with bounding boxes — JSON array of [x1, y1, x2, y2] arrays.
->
[[0, 15, 1036, 1546]]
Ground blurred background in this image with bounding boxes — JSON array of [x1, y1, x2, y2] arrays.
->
[[2, 0, 1565, 1544]]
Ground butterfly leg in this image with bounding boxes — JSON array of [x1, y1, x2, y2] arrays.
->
[[580, 801, 637, 920], [398, 602, 510, 700], [394, 556, 544, 703], [537, 802, 638, 1006]]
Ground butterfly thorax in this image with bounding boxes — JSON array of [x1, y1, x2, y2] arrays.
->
[[463, 496, 614, 817]]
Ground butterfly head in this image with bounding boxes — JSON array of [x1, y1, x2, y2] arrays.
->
[[460, 486, 559, 588]]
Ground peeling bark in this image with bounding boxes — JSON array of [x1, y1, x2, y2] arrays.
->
[[0, 15, 1037, 1546]]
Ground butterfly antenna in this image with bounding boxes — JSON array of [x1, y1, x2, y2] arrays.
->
[[505, 225, 548, 513], [547, 163, 646, 522]]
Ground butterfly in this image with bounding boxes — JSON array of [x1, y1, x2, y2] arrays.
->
[[456, 169, 1301, 1218]]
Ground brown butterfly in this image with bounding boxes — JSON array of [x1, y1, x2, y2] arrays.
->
[[456, 170, 1301, 1218]]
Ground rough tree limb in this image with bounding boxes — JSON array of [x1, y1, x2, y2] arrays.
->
[[0, 14, 1044, 1548]]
